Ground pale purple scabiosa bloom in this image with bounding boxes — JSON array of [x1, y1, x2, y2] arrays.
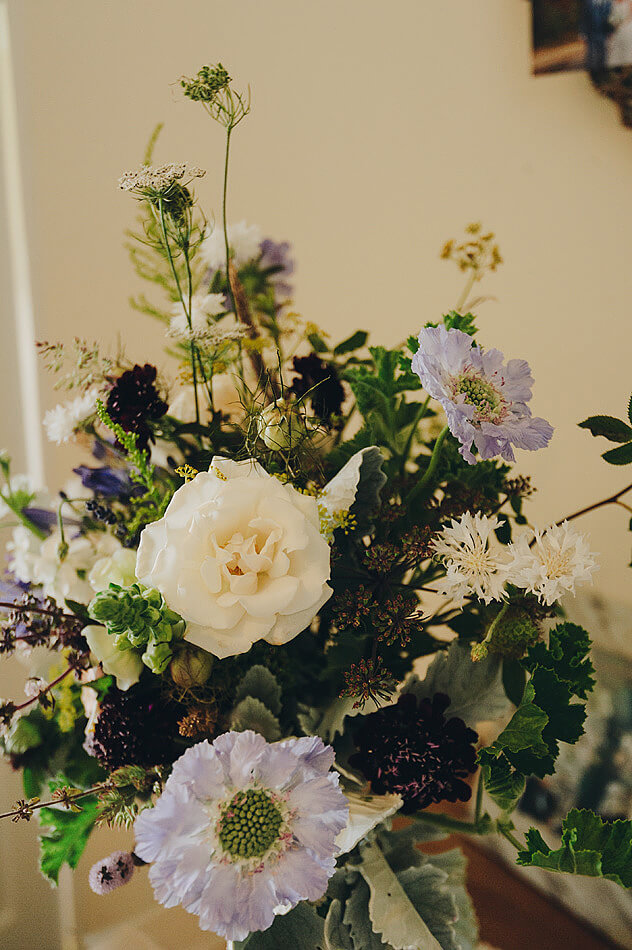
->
[[89, 850, 135, 894], [411, 326, 553, 465], [134, 730, 348, 943], [432, 511, 511, 604], [507, 521, 597, 606]]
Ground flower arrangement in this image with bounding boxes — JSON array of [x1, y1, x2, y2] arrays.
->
[[1, 63, 632, 949]]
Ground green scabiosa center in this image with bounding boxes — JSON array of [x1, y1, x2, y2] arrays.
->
[[454, 373, 505, 422], [218, 788, 284, 859]]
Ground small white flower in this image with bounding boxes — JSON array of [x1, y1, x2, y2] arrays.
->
[[507, 522, 597, 606], [201, 220, 262, 271], [83, 624, 143, 692], [118, 162, 205, 193], [88, 547, 137, 593], [0, 474, 33, 519], [167, 293, 227, 341], [432, 512, 510, 604], [43, 389, 100, 445]]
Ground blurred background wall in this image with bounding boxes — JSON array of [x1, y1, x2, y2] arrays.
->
[[2, 0, 632, 945]]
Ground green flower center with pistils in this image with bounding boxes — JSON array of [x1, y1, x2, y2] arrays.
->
[[453, 373, 506, 423], [218, 788, 284, 859]]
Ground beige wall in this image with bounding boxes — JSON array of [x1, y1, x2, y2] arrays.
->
[[3, 0, 632, 944]]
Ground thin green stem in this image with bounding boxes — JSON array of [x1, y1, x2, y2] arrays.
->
[[0, 493, 46, 541], [408, 425, 450, 505], [497, 824, 523, 851], [455, 269, 477, 312], [474, 770, 484, 825], [222, 124, 233, 305], [399, 397, 430, 474], [413, 811, 483, 836]]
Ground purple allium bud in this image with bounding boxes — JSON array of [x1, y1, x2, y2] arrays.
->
[[88, 850, 135, 895]]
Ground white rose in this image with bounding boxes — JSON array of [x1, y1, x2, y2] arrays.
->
[[88, 547, 137, 593], [136, 457, 332, 659]]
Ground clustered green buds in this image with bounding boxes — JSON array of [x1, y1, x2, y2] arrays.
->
[[181, 63, 231, 103], [88, 583, 186, 674]]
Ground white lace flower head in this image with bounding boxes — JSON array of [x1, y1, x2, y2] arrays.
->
[[201, 220, 263, 271], [507, 521, 597, 606], [432, 511, 510, 604]]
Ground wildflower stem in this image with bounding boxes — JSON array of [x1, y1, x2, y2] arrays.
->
[[408, 425, 450, 504], [474, 769, 484, 825], [497, 823, 524, 851], [455, 270, 477, 313], [412, 811, 484, 836], [0, 783, 112, 822], [0, 493, 46, 540], [13, 663, 75, 713], [557, 481, 632, 526], [222, 123, 233, 306], [0, 601, 77, 619]]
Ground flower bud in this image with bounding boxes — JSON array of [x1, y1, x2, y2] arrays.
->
[[169, 645, 213, 689], [257, 404, 305, 451]]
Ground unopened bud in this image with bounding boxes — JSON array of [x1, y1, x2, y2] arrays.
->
[[169, 645, 213, 689]]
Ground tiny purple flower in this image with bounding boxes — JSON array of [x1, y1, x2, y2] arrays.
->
[[411, 325, 553, 465], [88, 850, 135, 894]]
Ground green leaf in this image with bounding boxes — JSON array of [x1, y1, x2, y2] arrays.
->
[[39, 791, 98, 885], [492, 693, 549, 756], [334, 330, 369, 356], [324, 899, 354, 950], [407, 335, 419, 354], [425, 311, 477, 337], [517, 809, 632, 888], [234, 665, 282, 715], [602, 441, 632, 465], [502, 658, 526, 707], [343, 877, 391, 949], [578, 415, 632, 443], [307, 332, 330, 353], [478, 748, 526, 813], [236, 902, 326, 949], [357, 840, 443, 950], [523, 623, 595, 700], [230, 697, 281, 741], [404, 641, 510, 728]]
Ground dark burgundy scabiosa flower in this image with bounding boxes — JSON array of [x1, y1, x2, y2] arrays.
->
[[90, 689, 178, 770], [106, 364, 167, 450], [349, 692, 478, 813], [290, 354, 345, 423]]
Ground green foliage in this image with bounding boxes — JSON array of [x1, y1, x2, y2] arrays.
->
[[230, 696, 281, 741], [235, 902, 326, 949], [479, 623, 595, 810], [96, 765, 159, 829], [234, 665, 282, 715], [426, 311, 478, 337], [39, 779, 98, 885], [88, 583, 185, 673], [579, 398, 632, 465], [404, 641, 509, 728], [517, 809, 632, 887], [334, 330, 369, 356]]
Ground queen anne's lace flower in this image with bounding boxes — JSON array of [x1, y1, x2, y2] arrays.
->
[[432, 512, 510, 604], [201, 220, 262, 271], [134, 731, 348, 942], [507, 521, 597, 605], [43, 389, 100, 445], [412, 326, 553, 464], [167, 293, 227, 341], [135, 457, 332, 658]]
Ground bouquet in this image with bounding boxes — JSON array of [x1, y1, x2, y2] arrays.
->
[[1, 63, 631, 949]]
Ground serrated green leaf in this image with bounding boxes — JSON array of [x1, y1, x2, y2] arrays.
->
[[407, 334, 419, 354], [523, 623, 595, 699], [230, 696, 281, 741], [334, 330, 368, 356], [234, 665, 282, 715], [602, 441, 632, 465], [235, 902, 326, 948], [404, 641, 510, 727], [491, 692, 549, 756], [357, 840, 442, 950], [517, 809, 632, 888], [578, 415, 632, 443], [39, 792, 98, 885], [478, 748, 526, 813]]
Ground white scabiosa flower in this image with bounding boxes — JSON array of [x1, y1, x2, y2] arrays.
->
[[43, 388, 100, 445], [167, 293, 227, 341], [507, 522, 597, 606], [201, 220, 262, 272], [432, 512, 510, 604], [134, 731, 348, 943]]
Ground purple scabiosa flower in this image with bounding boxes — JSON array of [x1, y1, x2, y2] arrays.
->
[[411, 325, 553, 465], [259, 238, 294, 299], [349, 692, 478, 813], [134, 731, 348, 943], [106, 364, 168, 450], [90, 689, 179, 770], [89, 850, 135, 894]]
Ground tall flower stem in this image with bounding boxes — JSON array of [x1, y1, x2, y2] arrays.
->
[[222, 123, 233, 305], [556, 480, 632, 526], [0, 494, 46, 540], [408, 424, 449, 506]]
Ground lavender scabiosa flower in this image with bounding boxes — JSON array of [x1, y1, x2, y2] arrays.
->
[[134, 731, 348, 942], [89, 850, 136, 895], [507, 521, 597, 606], [431, 511, 511, 604], [411, 325, 553, 464], [349, 692, 478, 813], [259, 238, 294, 299]]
